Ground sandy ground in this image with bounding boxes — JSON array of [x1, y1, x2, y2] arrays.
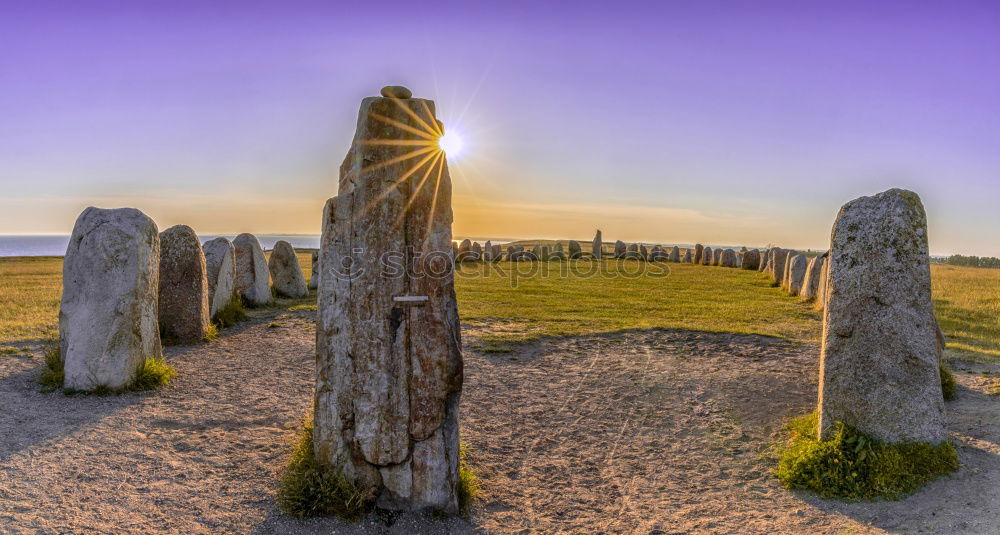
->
[[0, 309, 997, 534]]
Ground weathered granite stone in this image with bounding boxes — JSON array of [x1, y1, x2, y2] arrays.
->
[[785, 254, 808, 296], [669, 246, 680, 263], [269, 240, 309, 299], [483, 241, 493, 262], [768, 248, 794, 285], [157, 225, 211, 344], [741, 249, 761, 270], [818, 189, 945, 444], [491, 244, 502, 262], [60, 207, 162, 391], [316, 91, 463, 513], [203, 237, 238, 318], [814, 253, 830, 310], [701, 247, 713, 265], [471, 241, 482, 261], [712, 248, 723, 266], [694, 244, 704, 264], [380, 85, 413, 99], [760, 247, 775, 272], [800, 253, 827, 301], [593, 230, 603, 259], [614, 240, 627, 259], [568, 240, 582, 259], [309, 250, 320, 289], [457, 239, 472, 262], [233, 233, 272, 306], [682, 250, 692, 263], [720, 248, 738, 268]]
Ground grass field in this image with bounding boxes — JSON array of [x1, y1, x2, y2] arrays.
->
[[1, 255, 997, 364]]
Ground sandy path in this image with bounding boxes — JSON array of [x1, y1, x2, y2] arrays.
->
[[1, 310, 997, 534]]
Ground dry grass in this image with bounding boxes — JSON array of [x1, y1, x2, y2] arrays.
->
[[931, 265, 1000, 362]]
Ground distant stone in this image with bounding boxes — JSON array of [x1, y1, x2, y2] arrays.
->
[[614, 240, 627, 259], [626, 243, 640, 260], [639, 244, 649, 261], [159, 225, 211, 344], [233, 233, 272, 306], [669, 246, 681, 263], [568, 240, 582, 259], [649, 245, 665, 261], [491, 243, 502, 262], [800, 253, 827, 301], [380, 85, 413, 99], [818, 188, 945, 444], [457, 239, 473, 262], [701, 247, 713, 266], [712, 248, 723, 266], [60, 207, 161, 391], [484, 240, 493, 261], [471, 242, 483, 262], [203, 237, 238, 318], [554, 242, 566, 260], [682, 250, 692, 263], [785, 254, 808, 295], [759, 248, 773, 272], [269, 240, 308, 299], [593, 230, 603, 260], [720, 248, 738, 268], [694, 244, 704, 265], [814, 254, 830, 310], [741, 249, 761, 270], [309, 250, 320, 289], [769, 248, 794, 285]]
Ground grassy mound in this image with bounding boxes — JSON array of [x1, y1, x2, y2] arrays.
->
[[38, 342, 175, 395], [776, 413, 958, 501], [277, 420, 373, 520]]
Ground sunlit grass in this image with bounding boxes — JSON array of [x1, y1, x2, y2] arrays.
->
[[0, 256, 62, 344], [932, 265, 1000, 362]]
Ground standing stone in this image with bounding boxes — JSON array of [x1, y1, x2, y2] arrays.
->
[[701, 247, 713, 266], [457, 239, 472, 262], [203, 237, 238, 318], [531, 244, 543, 261], [506, 245, 519, 262], [649, 245, 665, 261], [760, 247, 775, 272], [814, 255, 830, 310], [309, 250, 320, 289], [471, 241, 483, 262], [768, 248, 794, 285], [614, 240, 627, 259], [818, 189, 944, 444], [741, 249, 761, 270], [233, 233, 272, 306], [800, 253, 827, 301], [785, 254, 808, 295], [317, 89, 463, 513], [269, 240, 309, 299], [720, 248, 738, 268], [639, 244, 649, 261], [712, 248, 723, 266], [681, 250, 692, 263], [568, 240, 582, 259], [539, 245, 551, 260], [694, 244, 704, 265], [626, 243, 640, 260], [669, 246, 681, 263], [491, 243, 502, 262], [554, 242, 566, 260], [593, 230, 603, 260], [157, 225, 211, 344], [483, 241, 493, 262], [60, 207, 162, 391]]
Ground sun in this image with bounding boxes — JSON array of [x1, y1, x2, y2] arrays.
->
[[437, 131, 465, 159]]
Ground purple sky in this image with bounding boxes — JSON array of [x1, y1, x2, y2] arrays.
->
[[2, 0, 999, 254]]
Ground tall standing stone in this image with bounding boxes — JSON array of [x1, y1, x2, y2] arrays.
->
[[568, 240, 582, 259], [483, 240, 493, 262], [712, 248, 723, 266], [768, 248, 794, 285], [682, 250, 692, 263], [626, 243, 640, 260], [471, 241, 483, 262], [309, 250, 320, 289], [740, 249, 761, 270], [316, 88, 463, 513], [701, 247, 713, 266], [233, 233, 272, 306], [720, 248, 738, 268], [694, 244, 704, 265], [203, 237, 238, 318], [669, 246, 680, 262], [818, 189, 944, 443], [760, 247, 775, 272], [60, 207, 162, 391], [785, 254, 808, 295], [158, 225, 211, 344], [593, 230, 603, 259], [491, 243, 502, 262], [269, 240, 309, 298], [814, 255, 830, 310], [457, 239, 472, 262], [800, 253, 827, 301]]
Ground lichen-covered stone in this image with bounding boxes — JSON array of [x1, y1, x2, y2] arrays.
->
[[741, 249, 761, 270], [203, 237, 237, 318], [158, 225, 211, 343], [60, 207, 162, 391], [818, 188, 945, 444], [316, 92, 462, 513], [720, 248, 737, 268], [380, 85, 412, 99], [233, 233, 271, 306], [269, 240, 308, 298], [785, 254, 808, 296]]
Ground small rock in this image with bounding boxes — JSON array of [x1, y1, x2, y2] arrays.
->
[[380, 85, 413, 99]]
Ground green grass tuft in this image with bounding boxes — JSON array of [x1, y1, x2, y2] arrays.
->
[[940, 361, 957, 401], [775, 412, 958, 501], [37, 341, 174, 394], [204, 323, 219, 342], [0, 346, 18, 355], [38, 342, 63, 392], [278, 420, 373, 520], [457, 441, 481, 517], [131, 357, 176, 391], [213, 295, 248, 328]]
